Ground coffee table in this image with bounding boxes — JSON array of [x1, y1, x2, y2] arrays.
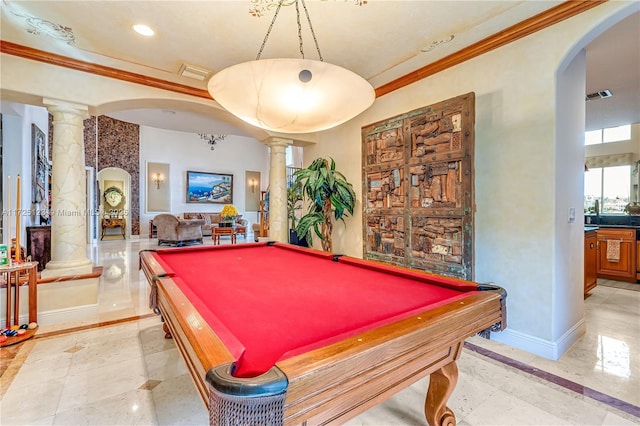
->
[[212, 226, 236, 245]]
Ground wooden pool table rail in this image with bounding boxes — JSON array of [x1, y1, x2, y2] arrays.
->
[[139, 251, 237, 407], [156, 276, 236, 407], [277, 291, 502, 425]]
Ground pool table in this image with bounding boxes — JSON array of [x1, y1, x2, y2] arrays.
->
[[139, 242, 506, 426]]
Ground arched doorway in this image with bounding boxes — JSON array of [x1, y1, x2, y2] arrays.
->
[[97, 167, 131, 240], [552, 6, 639, 345]]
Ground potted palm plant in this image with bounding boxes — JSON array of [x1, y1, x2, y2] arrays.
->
[[293, 157, 356, 252], [287, 181, 307, 246]]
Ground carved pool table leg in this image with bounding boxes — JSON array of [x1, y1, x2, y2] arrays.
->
[[424, 362, 458, 426], [163, 322, 172, 339]]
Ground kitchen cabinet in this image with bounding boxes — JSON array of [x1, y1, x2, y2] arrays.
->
[[596, 228, 636, 282], [584, 229, 597, 295], [636, 241, 640, 281]]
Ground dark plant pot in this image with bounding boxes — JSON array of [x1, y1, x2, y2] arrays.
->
[[219, 222, 233, 228], [289, 229, 308, 247]]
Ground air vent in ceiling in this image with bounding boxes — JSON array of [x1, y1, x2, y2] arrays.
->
[[178, 64, 211, 81], [585, 89, 612, 102]]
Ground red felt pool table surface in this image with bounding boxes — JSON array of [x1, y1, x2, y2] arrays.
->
[[140, 242, 506, 425], [147, 242, 478, 377]]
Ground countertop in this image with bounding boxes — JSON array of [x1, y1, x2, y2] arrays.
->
[[584, 224, 640, 240], [592, 224, 640, 228]]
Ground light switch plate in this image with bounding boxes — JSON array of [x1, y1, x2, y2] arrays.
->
[[568, 207, 576, 223]]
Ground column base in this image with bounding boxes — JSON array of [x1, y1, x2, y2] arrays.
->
[[41, 259, 94, 278]]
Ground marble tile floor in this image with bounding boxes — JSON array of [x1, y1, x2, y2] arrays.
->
[[0, 237, 639, 425]]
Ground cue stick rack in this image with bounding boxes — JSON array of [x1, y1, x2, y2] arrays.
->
[[0, 261, 39, 347]]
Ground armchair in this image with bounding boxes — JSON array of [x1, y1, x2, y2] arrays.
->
[[234, 216, 249, 239], [153, 214, 205, 247]]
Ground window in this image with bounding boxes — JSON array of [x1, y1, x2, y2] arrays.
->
[[585, 124, 631, 145], [585, 130, 602, 146], [584, 165, 631, 214], [603, 125, 631, 143]]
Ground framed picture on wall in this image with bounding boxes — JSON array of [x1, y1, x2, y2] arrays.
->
[[186, 171, 233, 204]]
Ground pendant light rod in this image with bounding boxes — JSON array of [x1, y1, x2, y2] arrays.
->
[[256, 0, 284, 60], [296, 0, 304, 58], [300, 0, 323, 61], [255, 0, 322, 61]]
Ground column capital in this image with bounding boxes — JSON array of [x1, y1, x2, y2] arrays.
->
[[264, 137, 293, 149], [43, 98, 89, 118]]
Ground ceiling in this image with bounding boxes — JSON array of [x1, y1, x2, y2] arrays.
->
[[584, 11, 639, 131], [1, 1, 638, 134]]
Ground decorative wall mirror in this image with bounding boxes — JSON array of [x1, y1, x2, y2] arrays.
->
[[103, 186, 125, 217]]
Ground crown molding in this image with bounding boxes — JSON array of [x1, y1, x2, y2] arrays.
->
[[1, 0, 607, 101], [0, 40, 212, 100], [375, 0, 608, 97]]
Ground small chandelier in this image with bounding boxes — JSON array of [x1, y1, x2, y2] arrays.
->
[[207, 0, 375, 134], [198, 133, 227, 150]]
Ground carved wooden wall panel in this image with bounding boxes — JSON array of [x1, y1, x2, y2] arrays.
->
[[364, 214, 405, 263], [362, 93, 474, 279]]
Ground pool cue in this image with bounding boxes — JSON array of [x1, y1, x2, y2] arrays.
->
[[15, 175, 21, 262], [13, 269, 19, 325], [7, 175, 11, 261], [5, 176, 12, 325], [4, 270, 10, 327]]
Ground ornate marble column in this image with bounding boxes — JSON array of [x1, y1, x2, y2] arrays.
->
[[41, 99, 93, 277], [265, 137, 292, 243]]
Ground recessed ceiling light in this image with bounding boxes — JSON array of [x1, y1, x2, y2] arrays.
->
[[133, 24, 154, 37]]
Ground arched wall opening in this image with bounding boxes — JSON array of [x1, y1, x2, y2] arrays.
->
[[97, 167, 132, 240], [551, 4, 639, 349]]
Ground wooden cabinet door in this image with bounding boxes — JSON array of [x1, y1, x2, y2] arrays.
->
[[596, 229, 636, 282], [584, 231, 597, 295], [26, 225, 51, 272]]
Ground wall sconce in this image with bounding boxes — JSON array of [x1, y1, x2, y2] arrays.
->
[[153, 173, 164, 189], [249, 178, 258, 193]]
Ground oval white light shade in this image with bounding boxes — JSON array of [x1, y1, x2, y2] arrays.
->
[[208, 58, 375, 134]]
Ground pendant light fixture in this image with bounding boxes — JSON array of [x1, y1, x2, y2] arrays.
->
[[207, 0, 375, 134], [198, 133, 227, 150]]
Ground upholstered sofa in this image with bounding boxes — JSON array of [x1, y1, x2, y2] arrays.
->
[[153, 214, 205, 246], [183, 212, 248, 238]]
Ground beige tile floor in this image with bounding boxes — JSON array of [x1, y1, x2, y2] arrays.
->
[[1, 235, 639, 425]]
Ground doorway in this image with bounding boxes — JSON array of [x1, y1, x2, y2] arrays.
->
[[97, 167, 131, 240]]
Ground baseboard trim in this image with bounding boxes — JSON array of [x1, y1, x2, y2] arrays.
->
[[35, 304, 100, 326], [489, 318, 586, 360]]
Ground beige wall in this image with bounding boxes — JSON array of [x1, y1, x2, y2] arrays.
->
[[147, 162, 171, 213], [244, 170, 261, 212]]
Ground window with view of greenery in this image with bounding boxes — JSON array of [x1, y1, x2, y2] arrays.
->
[[584, 165, 631, 214], [585, 124, 631, 146]]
